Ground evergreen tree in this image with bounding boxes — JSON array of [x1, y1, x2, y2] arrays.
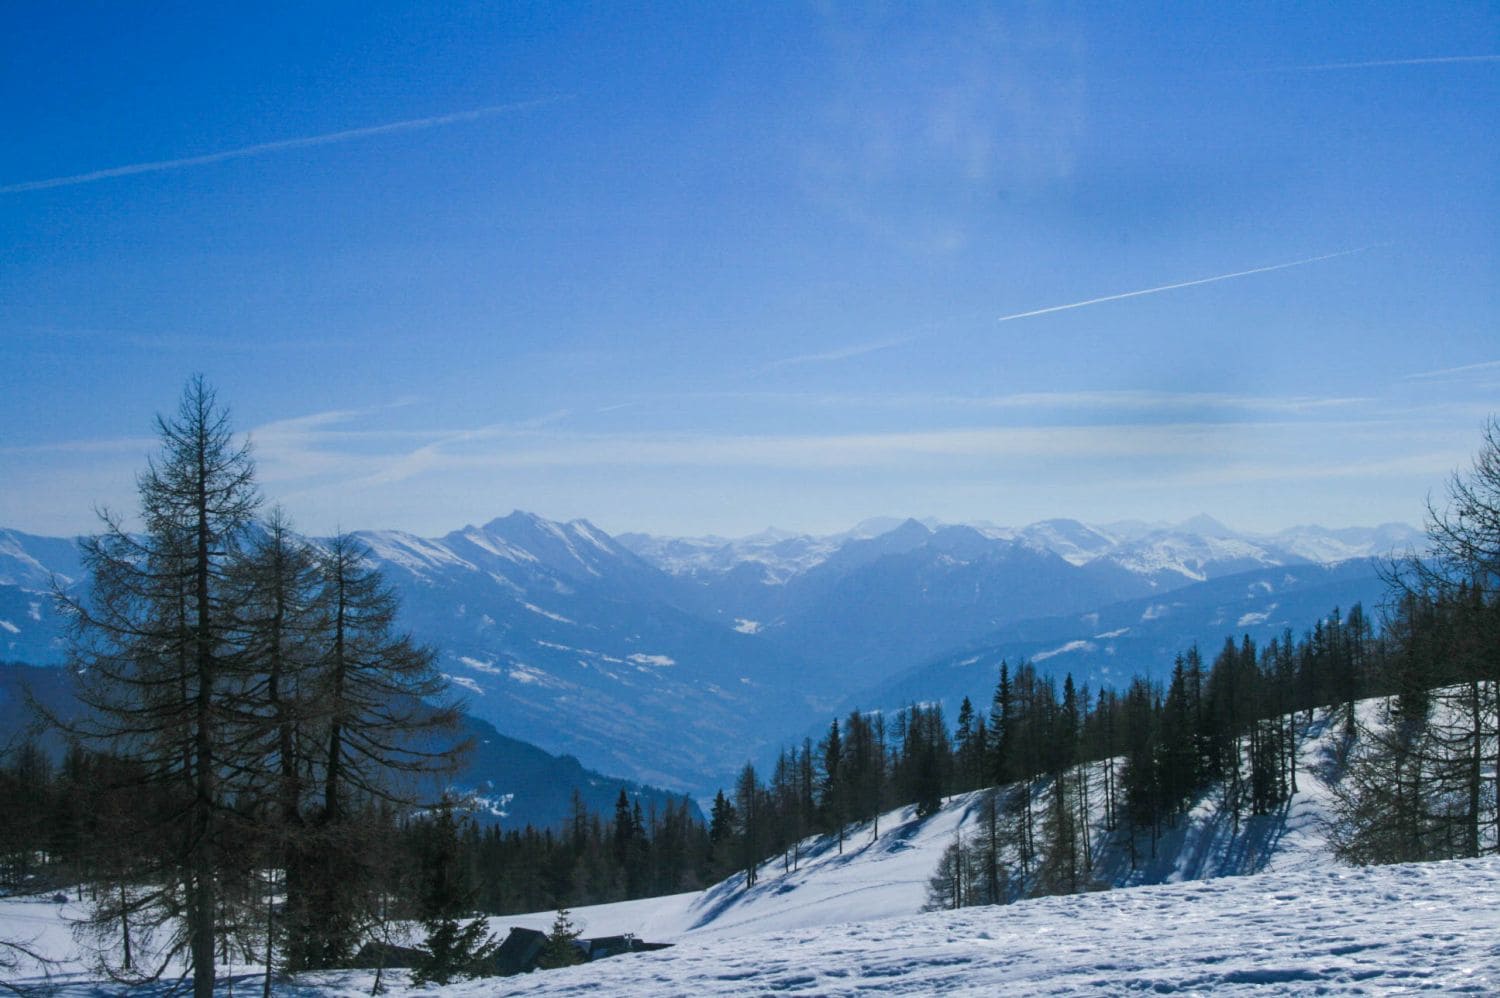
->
[[60, 377, 260, 997], [818, 720, 845, 852], [733, 763, 765, 888], [410, 802, 498, 985], [295, 532, 466, 965], [536, 908, 585, 970]]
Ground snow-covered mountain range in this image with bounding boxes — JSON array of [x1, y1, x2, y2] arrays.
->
[[619, 514, 1420, 588], [0, 514, 1420, 795]]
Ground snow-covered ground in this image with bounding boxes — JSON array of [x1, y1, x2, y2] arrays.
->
[[374, 856, 1500, 995], [5, 706, 1496, 993], [15, 857, 1489, 995]]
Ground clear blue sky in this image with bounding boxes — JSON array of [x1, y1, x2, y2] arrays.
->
[[3, 2, 1496, 538]]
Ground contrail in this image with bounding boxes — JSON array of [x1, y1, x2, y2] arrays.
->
[[764, 337, 911, 371], [1272, 54, 1499, 72], [996, 246, 1378, 324], [0, 97, 567, 194], [1403, 359, 1500, 381]]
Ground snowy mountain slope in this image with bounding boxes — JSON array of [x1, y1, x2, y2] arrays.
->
[[1007, 517, 1120, 564], [494, 705, 1358, 947], [623, 515, 1422, 589], [366, 515, 820, 792], [0, 528, 83, 589], [765, 522, 1151, 684], [623, 515, 1416, 688], [615, 527, 841, 584], [0, 514, 822, 793], [495, 857, 1500, 996], [1269, 521, 1424, 564], [0, 582, 67, 664], [0, 529, 83, 663]]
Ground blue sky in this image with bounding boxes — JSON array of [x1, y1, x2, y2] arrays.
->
[[3, 2, 1496, 538]]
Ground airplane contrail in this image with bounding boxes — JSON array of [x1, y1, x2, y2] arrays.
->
[[0, 97, 567, 195], [996, 246, 1378, 324], [1403, 359, 1500, 381], [1275, 54, 1499, 72]]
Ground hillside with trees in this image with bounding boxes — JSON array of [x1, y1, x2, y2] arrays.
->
[[708, 418, 1500, 904]]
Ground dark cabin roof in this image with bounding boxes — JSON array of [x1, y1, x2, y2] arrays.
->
[[493, 926, 548, 976]]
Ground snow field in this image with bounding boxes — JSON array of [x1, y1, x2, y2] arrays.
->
[[475, 856, 1500, 996]]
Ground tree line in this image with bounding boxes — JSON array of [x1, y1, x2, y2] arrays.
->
[[711, 603, 1383, 906], [437, 788, 717, 915]]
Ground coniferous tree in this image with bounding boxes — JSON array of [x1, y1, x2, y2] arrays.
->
[[536, 908, 585, 970], [410, 802, 498, 986], [60, 377, 260, 997], [228, 507, 324, 974], [294, 532, 466, 966], [818, 720, 845, 852], [1333, 419, 1500, 863], [733, 763, 765, 888]]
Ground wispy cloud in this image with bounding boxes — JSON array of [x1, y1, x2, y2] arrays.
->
[[1267, 54, 1500, 73], [251, 404, 577, 488], [762, 337, 911, 371], [996, 246, 1378, 324], [1157, 452, 1471, 489], [686, 388, 1372, 416], [1, 97, 568, 195], [1403, 359, 1500, 381], [0, 436, 156, 457], [252, 401, 417, 440], [961, 390, 1371, 413]]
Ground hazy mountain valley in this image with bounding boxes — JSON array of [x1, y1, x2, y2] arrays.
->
[[1, 512, 1416, 795]]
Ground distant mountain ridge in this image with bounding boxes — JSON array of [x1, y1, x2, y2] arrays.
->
[[618, 515, 1421, 588], [0, 512, 1419, 795]]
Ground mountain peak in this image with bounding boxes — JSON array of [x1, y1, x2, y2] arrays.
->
[[890, 517, 935, 540], [1175, 514, 1236, 538], [482, 509, 548, 532]]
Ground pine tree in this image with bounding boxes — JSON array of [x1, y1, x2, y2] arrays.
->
[[60, 377, 260, 997], [819, 720, 845, 852], [294, 532, 466, 965], [411, 802, 498, 985], [733, 763, 764, 888], [228, 507, 324, 974], [1334, 418, 1500, 863], [536, 908, 586, 970]]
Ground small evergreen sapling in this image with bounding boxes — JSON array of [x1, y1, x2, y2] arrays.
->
[[410, 803, 498, 985], [537, 908, 586, 969]]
